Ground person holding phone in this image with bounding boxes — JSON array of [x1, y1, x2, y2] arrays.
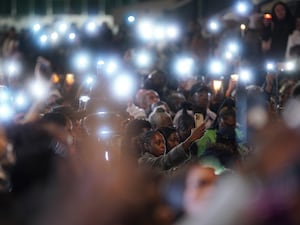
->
[[173, 83, 216, 130]]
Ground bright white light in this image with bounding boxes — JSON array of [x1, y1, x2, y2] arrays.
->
[[228, 42, 239, 53], [69, 33, 76, 40], [231, 74, 239, 81], [213, 80, 222, 92], [266, 62, 275, 71], [136, 51, 151, 68], [128, 16, 135, 23], [75, 54, 89, 70], [86, 76, 94, 85], [40, 35, 48, 43], [236, 1, 251, 15], [98, 60, 105, 65], [15, 94, 28, 108], [98, 126, 113, 138], [59, 23, 68, 33], [33, 24, 41, 32], [112, 74, 135, 99], [0, 87, 9, 102], [240, 24, 246, 30], [51, 32, 59, 41], [225, 51, 233, 60], [154, 26, 165, 40], [286, 61, 295, 71], [138, 20, 153, 41], [106, 61, 118, 74], [105, 151, 109, 161], [240, 69, 252, 82], [29, 79, 50, 101], [0, 105, 14, 121], [166, 26, 179, 39], [79, 95, 90, 103], [208, 20, 220, 32], [176, 57, 194, 76], [86, 22, 97, 33], [209, 59, 224, 75], [7, 62, 19, 75]]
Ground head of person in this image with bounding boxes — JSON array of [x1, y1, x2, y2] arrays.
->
[[143, 70, 166, 95], [50, 105, 85, 141], [189, 83, 211, 114], [176, 103, 195, 142], [40, 112, 74, 156], [150, 101, 172, 117], [216, 106, 236, 146], [183, 164, 217, 216], [157, 126, 180, 153], [82, 112, 124, 164], [148, 107, 173, 129], [142, 130, 166, 156], [121, 119, 152, 160], [272, 1, 292, 22], [199, 143, 241, 175], [137, 89, 160, 115], [8, 123, 61, 196], [165, 92, 187, 115]]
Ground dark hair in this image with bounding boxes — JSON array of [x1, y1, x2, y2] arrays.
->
[[200, 143, 240, 169], [157, 126, 178, 152], [8, 123, 60, 195], [121, 119, 152, 161], [141, 130, 161, 154], [40, 112, 68, 127], [210, 99, 236, 129], [189, 82, 211, 98], [125, 119, 152, 138], [271, 1, 294, 23], [177, 103, 195, 131], [157, 126, 177, 141]]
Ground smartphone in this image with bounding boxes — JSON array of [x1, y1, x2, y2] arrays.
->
[[194, 113, 204, 128]]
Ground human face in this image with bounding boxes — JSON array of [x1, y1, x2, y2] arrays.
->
[[274, 4, 286, 20], [167, 132, 180, 151], [219, 115, 236, 129], [191, 91, 210, 109], [145, 91, 160, 109], [148, 132, 166, 156], [183, 166, 216, 215], [178, 124, 194, 142]]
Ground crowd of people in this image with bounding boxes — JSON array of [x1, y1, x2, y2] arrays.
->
[[0, 1, 300, 225]]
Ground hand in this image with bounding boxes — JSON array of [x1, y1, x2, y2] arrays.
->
[[182, 123, 206, 152], [189, 123, 206, 142], [226, 77, 238, 97]]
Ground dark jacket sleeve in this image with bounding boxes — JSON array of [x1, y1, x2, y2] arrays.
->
[[138, 143, 190, 171]]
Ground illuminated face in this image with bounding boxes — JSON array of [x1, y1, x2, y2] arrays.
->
[[167, 132, 180, 151], [148, 132, 166, 156], [274, 4, 286, 20], [183, 166, 216, 215]]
